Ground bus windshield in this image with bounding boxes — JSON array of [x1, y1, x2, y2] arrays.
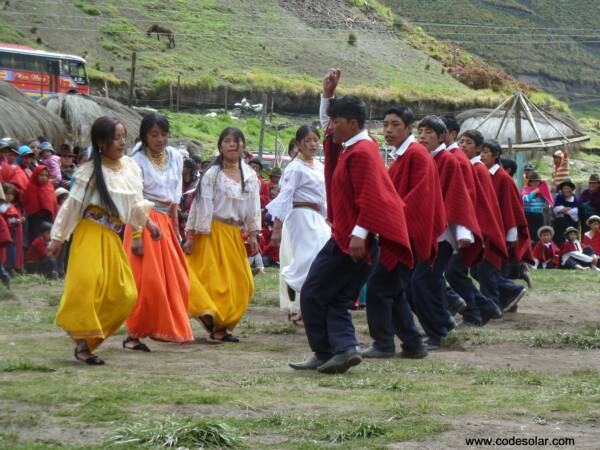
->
[[61, 59, 87, 84]]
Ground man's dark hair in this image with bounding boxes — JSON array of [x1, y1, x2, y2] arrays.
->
[[287, 138, 296, 156], [326, 95, 367, 129], [384, 106, 415, 127], [418, 115, 447, 136], [500, 156, 518, 176], [441, 116, 460, 135], [461, 129, 484, 147], [482, 139, 502, 159]]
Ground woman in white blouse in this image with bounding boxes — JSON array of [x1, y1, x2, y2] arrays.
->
[[123, 113, 194, 351], [47, 116, 157, 365], [183, 127, 261, 343], [267, 125, 330, 324]]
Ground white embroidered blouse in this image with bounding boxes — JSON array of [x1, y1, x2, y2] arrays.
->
[[266, 158, 326, 221], [132, 146, 183, 204], [50, 156, 152, 242], [185, 162, 261, 234]]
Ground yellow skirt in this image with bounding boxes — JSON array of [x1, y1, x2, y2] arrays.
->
[[186, 220, 254, 331], [55, 218, 138, 352]]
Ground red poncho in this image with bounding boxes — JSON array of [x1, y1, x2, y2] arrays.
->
[[490, 166, 534, 264], [259, 177, 270, 208], [1, 204, 23, 270], [388, 142, 446, 263], [1, 161, 29, 195], [448, 147, 477, 205], [532, 241, 560, 266], [324, 133, 413, 270], [0, 214, 12, 263], [471, 161, 509, 269], [582, 231, 600, 255], [433, 149, 482, 261], [21, 165, 59, 219]]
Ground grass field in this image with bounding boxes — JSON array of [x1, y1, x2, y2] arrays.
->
[[1, 269, 600, 449]]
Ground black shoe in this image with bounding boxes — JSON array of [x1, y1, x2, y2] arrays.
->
[[424, 338, 441, 351], [480, 304, 503, 324], [447, 316, 458, 332], [448, 297, 467, 315], [506, 304, 518, 313], [360, 345, 395, 359], [399, 345, 427, 359], [289, 354, 326, 370], [503, 287, 527, 313], [317, 347, 362, 374], [521, 267, 533, 289]]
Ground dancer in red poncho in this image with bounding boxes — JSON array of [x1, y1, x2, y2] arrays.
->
[[361, 105, 445, 360], [290, 69, 412, 374], [22, 165, 59, 245], [446, 129, 507, 326], [480, 139, 531, 311]]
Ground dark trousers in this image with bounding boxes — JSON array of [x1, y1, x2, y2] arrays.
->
[[365, 261, 421, 352], [446, 253, 482, 323], [300, 238, 375, 360], [411, 241, 454, 345], [563, 247, 596, 269], [25, 257, 57, 278], [526, 212, 544, 244], [477, 260, 503, 309], [498, 261, 524, 305]]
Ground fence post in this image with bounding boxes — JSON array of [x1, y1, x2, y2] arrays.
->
[[128, 51, 136, 107], [176, 75, 181, 112], [258, 92, 268, 159]]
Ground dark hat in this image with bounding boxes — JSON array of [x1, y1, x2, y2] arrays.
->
[[270, 167, 282, 178], [249, 157, 263, 169], [524, 163, 534, 171], [557, 179, 576, 191], [564, 226, 579, 237], [589, 174, 599, 183], [537, 225, 554, 239], [57, 148, 75, 157], [40, 221, 53, 233]]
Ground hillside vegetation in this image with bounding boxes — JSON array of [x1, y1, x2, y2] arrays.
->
[[381, 0, 600, 103], [0, 0, 539, 111]]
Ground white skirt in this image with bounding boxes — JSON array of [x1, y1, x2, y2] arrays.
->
[[278, 207, 330, 313]]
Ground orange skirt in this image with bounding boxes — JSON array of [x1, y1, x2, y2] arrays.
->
[[124, 209, 193, 343]]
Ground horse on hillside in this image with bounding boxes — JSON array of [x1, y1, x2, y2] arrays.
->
[[146, 24, 175, 49]]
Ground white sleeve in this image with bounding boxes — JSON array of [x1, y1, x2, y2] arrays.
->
[[243, 177, 262, 233], [506, 227, 518, 242], [320, 95, 331, 129], [352, 225, 369, 239], [265, 167, 301, 221], [50, 195, 84, 242], [185, 171, 215, 235], [455, 225, 475, 243]]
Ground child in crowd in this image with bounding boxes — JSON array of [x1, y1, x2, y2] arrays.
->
[[0, 184, 12, 288], [39, 142, 62, 184], [243, 230, 265, 275], [582, 215, 600, 255], [25, 221, 57, 279], [22, 165, 59, 244], [560, 227, 600, 270], [261, 184, 280, 267], [532, 226, 560, 269], [0, 183, 24, 274]]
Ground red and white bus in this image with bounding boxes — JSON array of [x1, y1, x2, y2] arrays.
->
[[0, 43, 89, 99]]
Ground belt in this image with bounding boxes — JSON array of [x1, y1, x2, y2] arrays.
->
[[293, 202, 320, 212], [152, 202, 171, 215], [83, 206, 124, 235], [214, 217, 243, 227]]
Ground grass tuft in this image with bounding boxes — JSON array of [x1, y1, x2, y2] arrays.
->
[[327, 421, 387, 443], [528, 327, 600, 350], [0, 284, 16, 300], [0, 358, 56, 373]]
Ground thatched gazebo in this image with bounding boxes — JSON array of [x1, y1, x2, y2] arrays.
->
[[0, 81, 66, 147], [39, 93, 143, 147]]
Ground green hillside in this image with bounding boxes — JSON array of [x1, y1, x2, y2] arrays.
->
[[0, 0, 514, 110], [381, 0, 600, 105]]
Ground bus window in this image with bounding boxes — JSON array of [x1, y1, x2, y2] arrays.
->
[[61, 59, 87, 84]]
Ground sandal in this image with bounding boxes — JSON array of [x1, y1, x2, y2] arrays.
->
[[288, 312, 303, 326], [74, 348, 105, 365], [122, 337, 151, 352], [222, 333, 240, 343]]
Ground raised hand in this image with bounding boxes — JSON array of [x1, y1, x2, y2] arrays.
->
[[323, 68, 341, 98]]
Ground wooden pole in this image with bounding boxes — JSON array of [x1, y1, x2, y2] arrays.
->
[[169, 84, 174, 111], [104, 79, 109, 99], [514, 99, 525, 189], [368, 103, 373, 133], [176, 75, 181, 112], [224, 85, 228, 112], [128, 51, 136, 108], [258, 92, 268, 159]]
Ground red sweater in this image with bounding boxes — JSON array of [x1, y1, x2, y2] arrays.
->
[[433, 149, 482, 261], [26, 235, 48, 263], [583, 231, 600, 255], [388, 142, 446, 263], [324, 133, 413, 270], [533, 241, 560, 266], [490, 166, 534, 263]]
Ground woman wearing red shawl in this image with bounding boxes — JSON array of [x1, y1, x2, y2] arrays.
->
[[22, 165, 59, 245], [480, 139, 531, 312], [361, 105, 445, 360], [1, 161, 29, 196], [290, 70, 412, 374], [583, 215, 600, 255], [0, 183, 24, 273]]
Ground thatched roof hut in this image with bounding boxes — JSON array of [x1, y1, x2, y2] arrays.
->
[[39, 93, 143, 147], [0, 81, 66, 146]]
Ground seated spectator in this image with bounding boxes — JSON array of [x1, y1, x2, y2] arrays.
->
[[580, 174, 600, 231], [25, 221, 57, 279], [261, 184, 280, 267], [552, 148, 569, 190], [583, 215, 600, 255], [560, 227, 599, 271], [249, 157, 269, 207], [521, 171, 552, 242], [553, 179, 579, 245], [39, 142, 62, 185], [242, 230, 265, 275], [532, 226, 559, 269]]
